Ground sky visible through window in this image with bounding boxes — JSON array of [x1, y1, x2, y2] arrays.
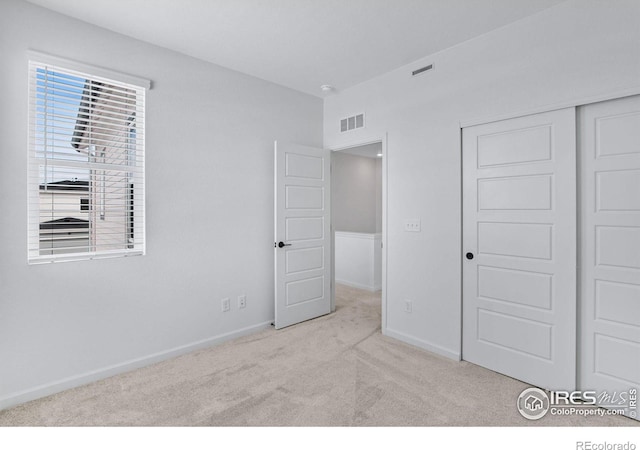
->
[[35, 67, 89, 184]]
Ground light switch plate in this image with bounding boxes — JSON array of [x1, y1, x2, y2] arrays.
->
[[404, 219, 421, 232]]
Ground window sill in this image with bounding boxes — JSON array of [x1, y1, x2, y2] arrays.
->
[[28, 249, 144, 265]]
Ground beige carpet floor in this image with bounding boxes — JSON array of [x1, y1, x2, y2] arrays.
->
[[0, 284, 637, 426]]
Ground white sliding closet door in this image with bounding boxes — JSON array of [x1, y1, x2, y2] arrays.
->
[[463, 108, 577, 392], [579, 95, 640, 418]]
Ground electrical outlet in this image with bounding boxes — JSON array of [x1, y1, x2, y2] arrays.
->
[[404, 299, 413, 313], [238, 295, 246, 309], [221, 297, 230, 312], [404, 219, 421, 232]]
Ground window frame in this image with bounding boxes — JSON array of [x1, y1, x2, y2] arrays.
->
[[27, 51, 150, 264]]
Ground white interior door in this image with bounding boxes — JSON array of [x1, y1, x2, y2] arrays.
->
[[274, 141, 331, 329], [579, 95, 640, 418], [463, 108, 577, 391]]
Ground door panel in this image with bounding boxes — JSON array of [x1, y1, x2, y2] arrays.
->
[[275, 141, 331, 329], [286, 247, 324, 274], [478, 266, 553, 310], [478, 222, 553, 259], [579, 95, 640, 418], [477, 125, 552, 167], [478, 175, 552, 210], [477, 309, 553, 359], [463, 108, 576, 392]]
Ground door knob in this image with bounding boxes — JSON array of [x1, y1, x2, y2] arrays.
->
[[466, 252, 474, 260], [278, 241, 292, 248]]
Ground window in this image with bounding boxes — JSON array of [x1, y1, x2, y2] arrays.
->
[[28, 56, 148, 263]]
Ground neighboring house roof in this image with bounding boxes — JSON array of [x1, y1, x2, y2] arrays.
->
[[72, 80, 136, 152], [40, 217, 89, 230], [39, 180, 89, 191]]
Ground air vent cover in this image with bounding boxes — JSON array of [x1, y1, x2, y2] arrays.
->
[[340, 113, 365, 133], [412, 63, 434, 76]]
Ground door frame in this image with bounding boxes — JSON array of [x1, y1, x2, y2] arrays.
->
[[458, 84, 640, 358], [327, 134, 388, 333]]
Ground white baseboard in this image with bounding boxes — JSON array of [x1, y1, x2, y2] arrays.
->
[[335, 279, 381, 292], [384, 327, 460, 361], [0, 320, 272, 411]]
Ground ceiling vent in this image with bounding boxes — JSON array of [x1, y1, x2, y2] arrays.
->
[[412, 63, 434, 77], [340, 113, 365, 133]]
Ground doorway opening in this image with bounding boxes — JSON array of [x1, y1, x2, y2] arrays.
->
[[330, 140, 387, 331], [273, 138, 387, 331]]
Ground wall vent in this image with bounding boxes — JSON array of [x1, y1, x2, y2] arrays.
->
[[340, 113, 365, 133], [412, 63, 434, 77]]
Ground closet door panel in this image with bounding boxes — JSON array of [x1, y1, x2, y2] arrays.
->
[[579, 95, 640, 419], [463, 107, 577, 392]]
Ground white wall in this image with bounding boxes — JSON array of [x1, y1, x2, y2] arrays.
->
[[332, 152, 380, 233], [0, 0, 322, 408], [324, 0, 640, 359], [335, 232, 382, 292]]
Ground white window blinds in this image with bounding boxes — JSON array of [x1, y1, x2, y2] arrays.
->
[[28, 59, 146, 263]]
